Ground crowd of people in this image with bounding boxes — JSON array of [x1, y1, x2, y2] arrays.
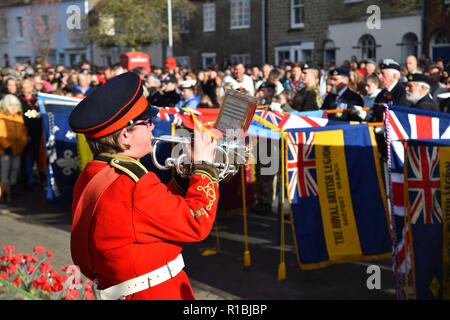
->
[[0, 53, 448, 203]]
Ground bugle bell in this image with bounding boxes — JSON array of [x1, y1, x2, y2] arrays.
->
[[151, 135, 250, 181]]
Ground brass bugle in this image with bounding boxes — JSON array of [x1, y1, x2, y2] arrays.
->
[[151, 135, 250, 181]]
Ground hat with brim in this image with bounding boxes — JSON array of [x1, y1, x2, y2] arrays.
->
[[69, 72, 158, 140], [180, 79, 197, 89], [259, 81, 276, 90], [363, 59, 377, 66], [329, 67, 350, 77], [303, 63, 320, 72], [379, 58, 401, 71], [407, 73, 432, 87], [162, 74, 177, 84]]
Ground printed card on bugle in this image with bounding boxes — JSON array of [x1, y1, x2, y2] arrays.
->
[[214, 89, 257, 135]]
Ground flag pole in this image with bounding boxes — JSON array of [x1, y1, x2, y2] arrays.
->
[[241, 165, 251, 267], [278, 132, 287, 281]]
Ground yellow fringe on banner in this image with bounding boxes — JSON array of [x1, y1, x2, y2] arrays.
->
[[181, 108, 217, 138], [253, 113, 288, 280], [77, 134, 93, 171], [241, 166, 251, 267], [278, 261, 287, 281]]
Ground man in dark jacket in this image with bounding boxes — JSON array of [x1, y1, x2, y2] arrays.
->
[[405, 73, 439, 112], [157, 74, 180, 107], [373, 59, 411, 121], [322, 67, 364, 121]]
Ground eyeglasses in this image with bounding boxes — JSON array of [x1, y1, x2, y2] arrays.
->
[[134, 118, 153, 128]]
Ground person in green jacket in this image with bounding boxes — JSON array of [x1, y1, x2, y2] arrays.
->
[[292, 63, 323, 111]]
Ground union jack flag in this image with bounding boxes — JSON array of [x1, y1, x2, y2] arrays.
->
[[286, 131, 318, 200], [256, 110, 290, 129], [407, 145, 442, 225], [385, 105, 450, 216], [393, 219, 411, 275]]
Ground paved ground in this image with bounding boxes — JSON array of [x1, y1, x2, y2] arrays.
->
[[0, 187, 403, 301]]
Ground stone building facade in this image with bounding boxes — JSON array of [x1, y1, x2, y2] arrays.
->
[[424, 0, 450, 63], [266, 0, 329, 66], [326, 0, 423, 66], [172, 0, 264, 70]]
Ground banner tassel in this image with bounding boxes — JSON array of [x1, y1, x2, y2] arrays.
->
[[278, 262, 286, 281], [278, 133, 287, 281]]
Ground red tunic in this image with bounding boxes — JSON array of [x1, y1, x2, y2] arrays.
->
[[71, 156, 219, 300]]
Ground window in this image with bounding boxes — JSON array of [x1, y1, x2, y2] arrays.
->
[[69, 53, 86, 66], [277, 50, 290, 65], [41, 15, 49, 32], [0, 17, 8, 40], [174, 9, 189, 33], [359, 34, 376, 60], [203, 3, 215, 32], [291, 0, 304, 28], [274, 41, 314, 66], [201, 52, 216, 69], [323, 40, 336, 64], [16, 17, 24, 40], [402, 33, 418, 61], [15, 56, 31, 64], [175, 56, 191, 70], [429, 29, 450, 62], [433, 29, 450, 45], [230, 0, 250, 29], [59, 53, 65, 65], [101, 55, 112, 67], [48, 52, 57, 66], [230, 54, 251, 66]]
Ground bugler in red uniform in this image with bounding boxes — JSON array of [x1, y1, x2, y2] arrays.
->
[[69, 72, 220, 300]]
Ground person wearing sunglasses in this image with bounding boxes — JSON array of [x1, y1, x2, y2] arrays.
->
[[69, 72, 221, 300]]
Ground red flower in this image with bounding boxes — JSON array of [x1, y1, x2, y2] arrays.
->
[[49, 270, 59, 278], [46, 250, 54, 259], [33, 246, 46, 255], [65, 265, 80, 276], [27, 265, 36, 275], [63, 288, 79, 300], [48, 270, 69, 291], [10, 254, 23, 265], [12, 277, 21, 287], [32, 275, 46, 288], [39, 261, 53, 273], [2, 246, 15, 253], [52, 282, 64, 292], [84, 290, 95, 300], [24, 253, 34, 264], [7, 264, 17, 275], [0, 273, 7, 280], [32, 275, 52, 291]]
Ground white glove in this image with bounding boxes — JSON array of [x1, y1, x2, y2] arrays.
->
[[353, 105, 367, 120]]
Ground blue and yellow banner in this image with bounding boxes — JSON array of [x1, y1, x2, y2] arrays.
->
[[285, 124, 392, 269], [404, 139, 450, 300]]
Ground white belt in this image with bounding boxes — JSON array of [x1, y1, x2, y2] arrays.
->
[[93, 253, 184, 300]]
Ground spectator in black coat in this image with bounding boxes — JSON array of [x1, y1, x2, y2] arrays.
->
[[405, 73, 439, 112], [322, 67, 364, 121], [373, 58, 411, 121]]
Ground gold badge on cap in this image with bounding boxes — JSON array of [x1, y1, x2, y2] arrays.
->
[[333, 70, 338, 76], [408, 75, 413, 81]]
